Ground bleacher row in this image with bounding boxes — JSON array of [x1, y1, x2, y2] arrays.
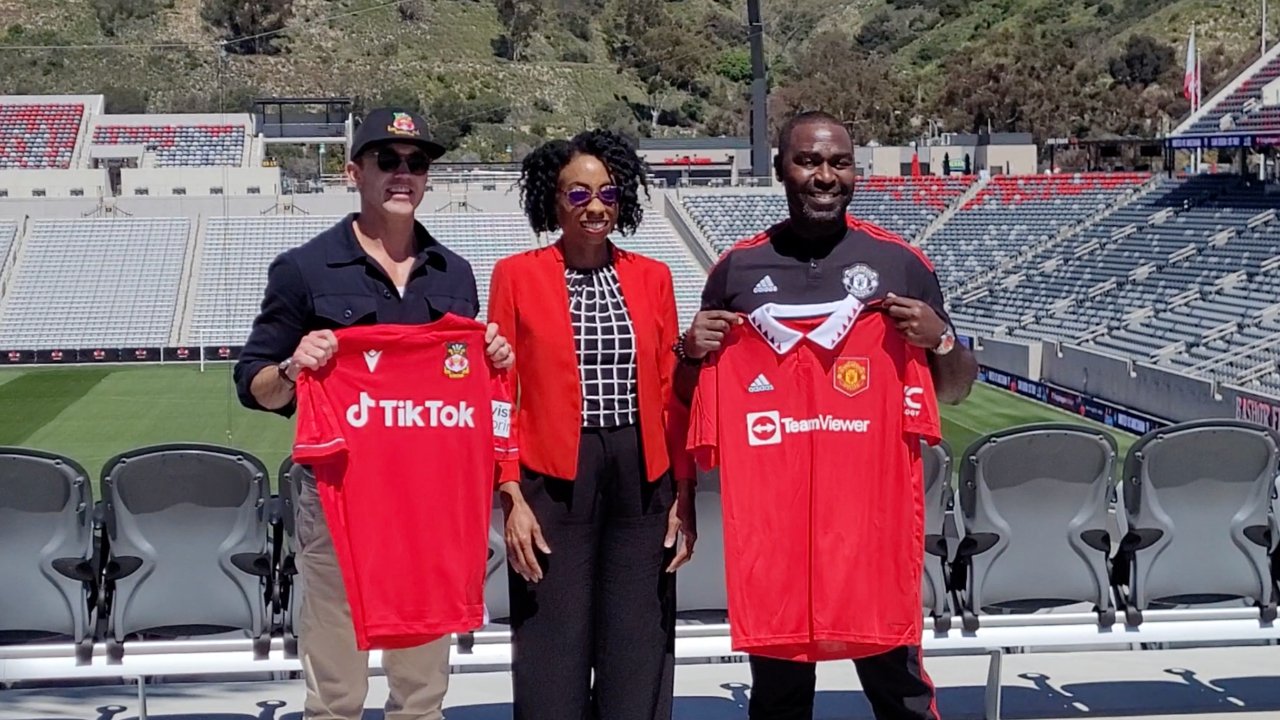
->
[[669, 172, 1280, 393], [0, 212, 707, 350], [7, 420, 1280, 712], [0, 98, 251, 169]]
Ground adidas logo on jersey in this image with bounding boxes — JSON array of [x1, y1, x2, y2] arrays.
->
[[747, 374, 774, 393], [753, 275, 779, 294], [346, 392, 475, 429]]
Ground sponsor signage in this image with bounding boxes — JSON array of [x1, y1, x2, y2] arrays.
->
[[978, 366, 1168, 436], [0, 345, 242, 365], [1235, 394, 1280, 432]]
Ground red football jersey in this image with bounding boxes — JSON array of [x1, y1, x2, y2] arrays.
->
[[687, 296, 941, 662], [292, 316, 518, 651]]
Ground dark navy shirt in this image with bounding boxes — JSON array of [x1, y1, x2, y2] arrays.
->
[[701, 217, 950, 325], [233, 213, 480, 417]]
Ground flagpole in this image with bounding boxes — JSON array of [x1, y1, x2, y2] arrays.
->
[[1187, 24, 1198, 172]]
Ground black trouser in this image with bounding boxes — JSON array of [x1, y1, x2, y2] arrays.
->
[[509, 425, 676, 720], [749, 646, 939, 720]]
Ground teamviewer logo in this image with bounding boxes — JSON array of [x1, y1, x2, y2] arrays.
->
[[746, 411, 782, 446]]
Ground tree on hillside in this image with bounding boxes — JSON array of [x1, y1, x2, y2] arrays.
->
[[770, 31, 914, 145], [494, 0, 543, 61], [1108, 34, 1176, 88], [91, 0, 159, 37], [201, 0, 292, 55]]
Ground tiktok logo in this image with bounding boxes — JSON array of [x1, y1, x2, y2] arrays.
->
[[345, 392, 476, 429]]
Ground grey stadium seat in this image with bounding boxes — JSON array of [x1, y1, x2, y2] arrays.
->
[[278, 457, 306, 656], [100, 443, 273, 662], [0, 449, 98, 665], [922, 439, 954, 632], [953, 424, 1118, 631], [1114, 419, 1280, 626], [483, 495, 510, 624]]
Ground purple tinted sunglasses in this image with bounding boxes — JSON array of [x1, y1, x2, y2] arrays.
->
[[565, 185, 619, 207]]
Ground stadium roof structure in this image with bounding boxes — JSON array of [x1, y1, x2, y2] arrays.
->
[[1167, 42, 1280, 150]]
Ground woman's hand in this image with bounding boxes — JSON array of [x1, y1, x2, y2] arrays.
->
[[664, 482, 697, 573], [500, 483, 550, 583]]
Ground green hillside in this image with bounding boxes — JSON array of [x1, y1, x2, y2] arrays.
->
[[0, 0, 1275, 159]]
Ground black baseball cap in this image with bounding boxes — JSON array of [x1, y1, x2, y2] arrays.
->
[[350, 108, 446, 161]]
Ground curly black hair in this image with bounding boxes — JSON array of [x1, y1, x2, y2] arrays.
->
[[518, 128, 650, 236]]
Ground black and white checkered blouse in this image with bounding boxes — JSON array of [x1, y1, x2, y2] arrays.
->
[[565, 263, 638, 428]]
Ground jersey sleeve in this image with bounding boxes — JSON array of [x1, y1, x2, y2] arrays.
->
[[904, 348, 942, 446], [490, 368, 519, 484], [292, 372, 348, 464], [687, 356, 721, 472], [906, 249, 952, 329]]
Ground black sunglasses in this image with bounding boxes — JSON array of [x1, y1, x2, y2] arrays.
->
[[564, 185, 619, 207], [371, 147, 431, 175]]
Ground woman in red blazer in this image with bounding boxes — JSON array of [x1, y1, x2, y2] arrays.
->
[[487, 129, 696, 720]]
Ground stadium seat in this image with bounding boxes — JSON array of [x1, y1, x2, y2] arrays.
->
[[99, 443, 273, 662], [0, 449, 98, 665], [675, 471, 728, 614], [276, 457, 304, 657], [953, 424, 1118, 632], [1113, 419, 1280, 626], [921, 438, 954, 632], [479, 494, 509, 626]]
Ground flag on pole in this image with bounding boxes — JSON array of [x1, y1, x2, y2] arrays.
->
[[1184, 26, 1200, 106]]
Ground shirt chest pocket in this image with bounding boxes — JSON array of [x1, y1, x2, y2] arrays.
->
[[314, 293, 378, 328]]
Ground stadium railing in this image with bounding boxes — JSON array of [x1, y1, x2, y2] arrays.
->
[[5, 420, 1280, 720]]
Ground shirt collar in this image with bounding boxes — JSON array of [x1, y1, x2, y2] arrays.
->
[[746, 295, 865, 355], [326, 212, 444, 267]]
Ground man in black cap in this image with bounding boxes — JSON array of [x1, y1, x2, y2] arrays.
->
[[235, 107, 513, 720]]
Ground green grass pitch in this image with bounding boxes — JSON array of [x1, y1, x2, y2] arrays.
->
[[0, 364, 1136, 486]]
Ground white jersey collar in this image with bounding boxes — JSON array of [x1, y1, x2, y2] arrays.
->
[[746, 295, 865, 355]]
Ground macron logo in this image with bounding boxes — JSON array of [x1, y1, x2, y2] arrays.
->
[[747, 374, 774, 393], [753, 275, 778, 294], [363, 350, 382, 373]]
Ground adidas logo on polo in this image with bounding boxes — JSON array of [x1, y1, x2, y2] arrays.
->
[[753, 275, 779, 294], [748, 374, 774, 393]]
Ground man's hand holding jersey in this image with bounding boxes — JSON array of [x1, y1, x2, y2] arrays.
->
[[883, 293, 947, 350], [683, 310, 744, 360]]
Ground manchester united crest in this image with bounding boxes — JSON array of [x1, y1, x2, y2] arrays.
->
[[833, 357, 870, 397], [444, 342, 470, 378], [842, 264, 879, 299]]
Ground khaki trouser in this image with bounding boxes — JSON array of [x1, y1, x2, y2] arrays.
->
[[296, 476, 452, 720]]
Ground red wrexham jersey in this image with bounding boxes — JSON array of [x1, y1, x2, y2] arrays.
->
[[687, 296, 940, 663], [292, 316, 518, 651]]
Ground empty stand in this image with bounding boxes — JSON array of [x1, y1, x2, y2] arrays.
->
[[192, 216, 342, 345], [92, 124, 246, 167], [1185, 49, 1280, 135], [0, 102, 84, 170], [680, 177, 973, 253], [610, 219, 706, 327], [192, 213, 539, 345], [0, 219, 16, 272], [419, 213, 536, 320], [0, 218, 189, 349], [924, 173, 1149, 289], [99, 444, 273, 661], [0, 449, 97, 664]]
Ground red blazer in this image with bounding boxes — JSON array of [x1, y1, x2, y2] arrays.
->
[[487, 241, 681, 483]]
